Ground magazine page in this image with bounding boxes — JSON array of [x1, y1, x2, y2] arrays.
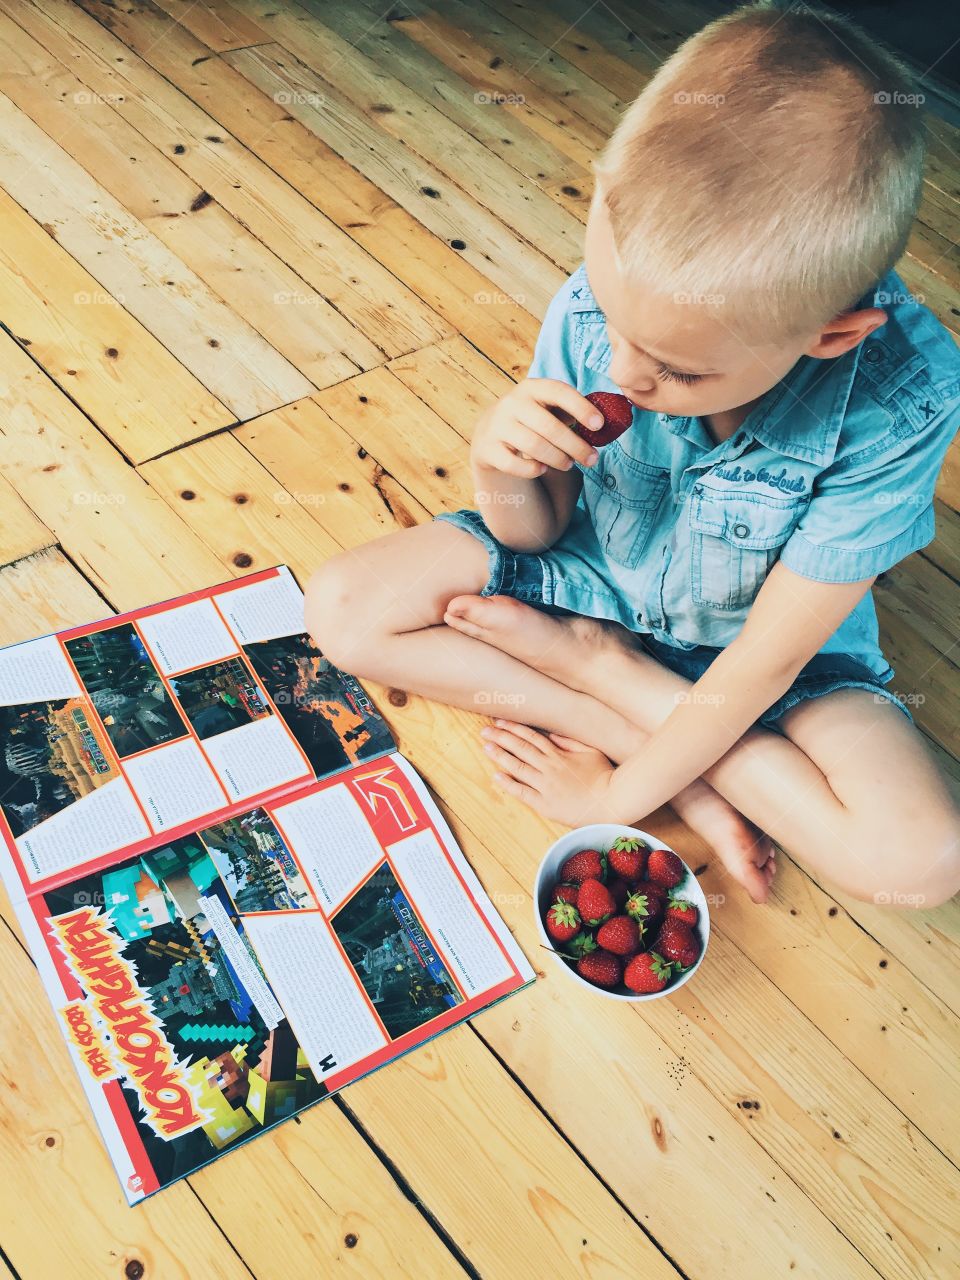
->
[[19, 752, 533, 1203], [0, 566, 395, 897]]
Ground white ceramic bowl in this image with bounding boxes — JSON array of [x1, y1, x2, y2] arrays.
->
[[534, 823, 710, 1001]]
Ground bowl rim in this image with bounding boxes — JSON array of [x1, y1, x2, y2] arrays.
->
[[534, 822, 710, 1001]]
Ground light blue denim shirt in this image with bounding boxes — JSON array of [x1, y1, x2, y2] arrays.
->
[[526, 265, 960, 677]]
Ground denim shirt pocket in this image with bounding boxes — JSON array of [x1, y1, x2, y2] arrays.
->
[[581, 447, 670, 569], [689, 485, 809, 610]]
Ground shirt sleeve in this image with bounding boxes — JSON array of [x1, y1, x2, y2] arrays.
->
[[780, 405, 959, 583], [525, 270, 582, 385]]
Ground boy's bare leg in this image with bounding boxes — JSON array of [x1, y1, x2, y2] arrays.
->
[[305, 523, 773, 895], [445, 595, 960, 908]]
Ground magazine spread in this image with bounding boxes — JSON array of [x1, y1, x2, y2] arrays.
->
[[0, 566, 535, 1204]]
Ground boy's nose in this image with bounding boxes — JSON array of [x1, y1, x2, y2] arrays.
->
[[607, 332, 658, 391]]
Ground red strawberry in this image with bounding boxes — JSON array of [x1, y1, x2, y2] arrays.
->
[[607, 835, 648, 881], [608, 876, 631, 910], [646, 848, 685, 889], [576, 948, 623, 989], [577, 878, 615, 926], [625, 883, 667, 923], [596, 914, 642, 957], [559, 848, 606, 885], [624, 951, 674, 994], [572, 391, 634, 447], [655, 921, 701, 969], [551, 883, 580, 907], [665, 898, 699, 926], [545, 901, 580, 944]]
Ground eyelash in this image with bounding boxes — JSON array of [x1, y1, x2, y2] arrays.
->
[[655, 363, 703, 386]]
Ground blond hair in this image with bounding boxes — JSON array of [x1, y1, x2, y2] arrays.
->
[[594, 1, 926, 341]]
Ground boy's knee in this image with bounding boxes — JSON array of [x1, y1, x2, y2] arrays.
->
[[852, 809, 960, 910], [304, 553, 376, 673]]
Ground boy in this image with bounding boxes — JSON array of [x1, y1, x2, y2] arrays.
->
[[306, 2, 960, 908]]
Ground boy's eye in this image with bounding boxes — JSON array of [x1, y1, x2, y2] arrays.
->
[[655, 362, 703, 386]]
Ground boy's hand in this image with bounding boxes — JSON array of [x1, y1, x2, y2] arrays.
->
[[480, 721, 617, 825], [472, 378, 604, 478]]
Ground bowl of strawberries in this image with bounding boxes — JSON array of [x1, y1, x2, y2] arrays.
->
[[535, 824, 709, 1000]]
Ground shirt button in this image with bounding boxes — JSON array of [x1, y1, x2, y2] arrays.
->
[[733, 522, 750, 538], [603, 474, 617, 490], [864, 346, 882, 363]]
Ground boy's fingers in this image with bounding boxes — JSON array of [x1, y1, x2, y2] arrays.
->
[[486, 722, 551, 756], [483, 740, 540, 782], [488, 443, 546, 478], [521, 404, 599, 467], [547, 732, 596, 753], [508, 424, 577, 472], [529, 379, 605, 432]]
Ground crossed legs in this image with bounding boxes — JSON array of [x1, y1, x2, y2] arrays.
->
[[305, 522, 960, 907]]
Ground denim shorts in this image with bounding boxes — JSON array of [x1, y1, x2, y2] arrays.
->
[[436, 507, 912, 731]]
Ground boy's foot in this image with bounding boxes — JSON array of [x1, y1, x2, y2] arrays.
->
[[444, 594, 633, 691], [447, 596, 778, 902], [671, 778, 777, 904]]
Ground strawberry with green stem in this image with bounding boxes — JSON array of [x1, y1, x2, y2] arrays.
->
[[551, 883, 580, 907], [624, 952, 674, 994], [607, 835, 648, 881], [647, 848, 685, 889], [665, 898, 698, 926], [625, 883, 667, 924], [577, 878, 616, 927], [545, 901, 581, 945]]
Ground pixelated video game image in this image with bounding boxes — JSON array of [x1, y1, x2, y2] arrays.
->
[[243, 633, 395, 775], [332, 863, 463, 1040], [0, 698, 121, 838], [64, 624, 188, 757], [199, 808, 316, 913], [42, 837, 326, 1190]]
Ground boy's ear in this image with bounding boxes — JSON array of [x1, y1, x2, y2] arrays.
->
[[805, 307, 888, 360]]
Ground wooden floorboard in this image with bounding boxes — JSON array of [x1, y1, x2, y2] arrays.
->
[[0, 2, 958, 1277]]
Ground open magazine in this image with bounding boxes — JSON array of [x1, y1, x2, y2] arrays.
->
[[0, 565, 534, 1204]]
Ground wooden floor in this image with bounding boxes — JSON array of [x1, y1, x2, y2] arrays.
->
[[0, 1, 958, 1276]]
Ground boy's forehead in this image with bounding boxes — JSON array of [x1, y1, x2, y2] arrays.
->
[[584, 203, 746, 371]]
